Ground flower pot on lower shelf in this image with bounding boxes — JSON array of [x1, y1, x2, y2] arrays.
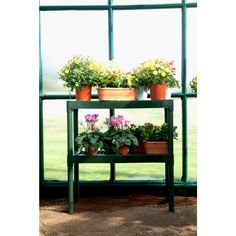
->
[[86, 147, 98, 156], [76, 85, 92, 101], [97, 88, 136, 101], [150, 83, 167, 100], [117, 145, 129, 155], [143, 141, 168, 154], [130, 141, 145, 153]]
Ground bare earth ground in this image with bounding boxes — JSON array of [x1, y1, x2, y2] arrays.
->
[[40, 195, 197, 236]]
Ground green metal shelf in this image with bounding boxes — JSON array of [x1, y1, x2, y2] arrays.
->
[[67, 99, 173, 110], [72, 152, 170, 163], [67, 100, 174, 214]]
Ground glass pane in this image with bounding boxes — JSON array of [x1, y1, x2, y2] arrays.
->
[[114, 9, 181, 93], [187, 7, 197, 92], [44, 100, 67, 180], [40, 0, 107, 6], [116, 163, 165, 180], [113, 0, 181, 4], [43, 100, 111, 180], [40, 11, 108, 93], [187, 98, 197, 180]]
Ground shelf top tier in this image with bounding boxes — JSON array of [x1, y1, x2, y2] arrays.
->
[[67, 99, 173, 111]]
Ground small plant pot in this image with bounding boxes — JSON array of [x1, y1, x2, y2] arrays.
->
[[86, 147, 98, 156], [97, 88, 136, 101], [76, 85, 92, 101], [143, 141, 168, 154], [117, 145, 129, 155], [136, 87, 148, 100], [150, 83, 167, 100], [130, 141, 145, 153]]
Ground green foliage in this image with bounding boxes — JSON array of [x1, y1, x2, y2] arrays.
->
[[103, 128, 138, 153], [131, 123, 178, 142], [75, 128, 103, 152]]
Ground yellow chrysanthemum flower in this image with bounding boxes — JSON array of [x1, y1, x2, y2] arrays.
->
[[161, 72, 166, 77], [153, 70, 158, 75], [75, 59, 80, 65], [165, 68, 171, 73], [65, 69, 69, 74]]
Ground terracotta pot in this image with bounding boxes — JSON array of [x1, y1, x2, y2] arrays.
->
[[117, 145, 129, 155], [143, 141, 168, 154], [86, 147, 98, 156], [150, 83, 167, 100], [76, 85, 92, 101], [130, 141, 145, 153], [97, 88, 136, 101]]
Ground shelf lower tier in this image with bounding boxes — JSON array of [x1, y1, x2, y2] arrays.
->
[[70, 153, 172, 163]]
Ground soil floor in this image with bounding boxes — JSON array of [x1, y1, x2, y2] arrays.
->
[[40, 194, 197, 236]]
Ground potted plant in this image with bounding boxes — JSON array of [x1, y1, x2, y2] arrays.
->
[[103, 115, 138, 155], [131, 68, 148, 100], [134, 58, 180, 100], [129, 124, 145, 153], [139, 123, 178, 154], [97, 61, 136, 101], [58, 55, 102, 100], [189, 75, 197, 94], [75, 114, 103, 155]]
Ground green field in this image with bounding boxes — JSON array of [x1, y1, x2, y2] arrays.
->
[[43, 98, 197, 181]]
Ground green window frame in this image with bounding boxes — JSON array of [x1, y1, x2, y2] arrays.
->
[[39, 0, 197, 187]]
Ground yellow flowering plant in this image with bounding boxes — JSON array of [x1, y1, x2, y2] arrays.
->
[[189, 75, 197, 93], [58, 55, 103, 90], [97, 61, 136, 88], [133, 58, 180, 90]]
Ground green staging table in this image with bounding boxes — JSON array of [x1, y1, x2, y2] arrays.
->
[[67, 100, 174, 214]]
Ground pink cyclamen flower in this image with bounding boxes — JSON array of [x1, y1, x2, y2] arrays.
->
[[124, 119, 130, 127], [85, 114, 98, 123], [111, 118, 121, 128], [117, 115, 124, 122], [168, 60, 174, 66]]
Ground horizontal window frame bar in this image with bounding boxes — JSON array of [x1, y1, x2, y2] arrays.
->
[[40, 92, 197, 100], [39, 3, 197, 11]]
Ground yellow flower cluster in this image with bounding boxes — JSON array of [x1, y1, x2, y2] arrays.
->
[[125, 73, 132, 87], [139, 59, 174, 78], [101, 61, 124, 79]]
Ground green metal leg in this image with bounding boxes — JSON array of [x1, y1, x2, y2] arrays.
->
[[168, 158, 174, 212], [165, 162, 169, 202], [110, 163, 116, 183], [68, 161, 74, 214], [74, 163, 78, 202]]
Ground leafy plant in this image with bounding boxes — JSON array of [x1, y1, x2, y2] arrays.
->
[[75, 114, 103, 153], [189, 75, 197, 93], [97, 61, 136, 88], [103, 115, 138, 153], [58, 55, 103, 90], [133, 58, 180, 90], [134, 123, 178, 142]]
